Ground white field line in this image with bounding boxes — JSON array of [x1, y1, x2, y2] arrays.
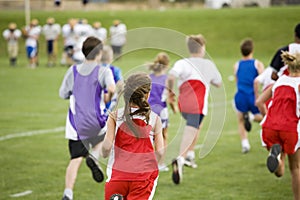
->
[[0, 127, 65, 142], [10, 190, 32, 198]]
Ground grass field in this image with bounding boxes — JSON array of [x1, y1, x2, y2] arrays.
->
[[1, 6, 300, 200]]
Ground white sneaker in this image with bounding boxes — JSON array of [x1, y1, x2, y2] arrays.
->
[[172, 157, 184, 184], [158, 163, 169, 172], [184, 157, 198, 168], [241, 139, 251, 154]]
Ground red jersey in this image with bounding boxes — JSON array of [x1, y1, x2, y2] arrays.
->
[[106, 108, 159, 182], [262, 75, 300, 132]]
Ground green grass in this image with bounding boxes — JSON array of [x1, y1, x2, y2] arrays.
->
[[0, 6, 299, 199]]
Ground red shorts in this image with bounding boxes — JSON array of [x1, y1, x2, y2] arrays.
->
[[105, 179, 158, 200], [262, 127, 299, 154]]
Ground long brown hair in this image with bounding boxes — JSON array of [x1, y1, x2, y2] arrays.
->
[[122, 72, 151, 137]]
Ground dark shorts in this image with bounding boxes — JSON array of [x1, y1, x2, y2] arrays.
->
[[68, 134, 105, 159], [111, 45, 122, 55], [181, 112, 204, 129], [47, 40, 54, 54]]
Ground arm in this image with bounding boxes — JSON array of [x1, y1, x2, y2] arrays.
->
[[254, 78, 261, 100], [166, 74, 177, 113], [153, 116, 164, 163], [209, 61, 222, 88], [101, 114, 116, 158], [255, 85, 273, 116], [255, 60, 265, 75], [59, 67, 74, 99], [270, 46, 288, 80]]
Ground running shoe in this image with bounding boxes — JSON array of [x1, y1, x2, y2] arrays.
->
[[62, 196, 71, 200], [172, 157, 183, 184], [243, 112, 252, 132], [86, 155, 104, 183], [184, 157, 198, 168], [267, 144, 281, 173]]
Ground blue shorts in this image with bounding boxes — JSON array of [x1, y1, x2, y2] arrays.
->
[[234, 92, 260, 114], [26, 46, 37, 58], [181, 112, 204, 129]]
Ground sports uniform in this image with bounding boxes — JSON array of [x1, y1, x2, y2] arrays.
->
[[2, 26, 22, 66], [59, 63, 114, 158], [105, 108, 160, 200], [169, 57, 222, 128], [261, 75, 300, 154], [25, 25, 41, 59], [234, 59, 260, 114], [148, 74, 168, 128]]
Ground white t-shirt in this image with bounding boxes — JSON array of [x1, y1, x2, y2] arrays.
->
[[25, 26, 41, 47], [2, 29, 22, 44], [255, 67, 275, 91], [62, 24, 77, 47], [93, 27, 107, 42], [169, 57, 222, 115], [109, 23, 127, 46], [42, 23, 61, 40]]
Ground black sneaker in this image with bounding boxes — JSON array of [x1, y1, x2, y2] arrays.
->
[[267, 144, 281, 173], [62, 195, 71, 200], [172, 159, 180, 184], [110, 194, 123, 200], [86, 155, 104, 183], [243, 112, 252, 132]]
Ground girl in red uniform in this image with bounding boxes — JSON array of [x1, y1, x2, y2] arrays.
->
[[101, 72, 164, 200], [261, 51, 300, 200]]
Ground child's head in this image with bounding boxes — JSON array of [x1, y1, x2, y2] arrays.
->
[[149, 52, 170, 73], [101, 45, 113, 64], [240, 39, 253, 57], [82, 36, 103, 60], [123, 72, 152, 137], [281, 51, 300, 73], [187, 34, 206, 55]]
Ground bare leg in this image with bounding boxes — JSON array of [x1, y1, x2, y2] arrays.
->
[[158, 127, 168, 166], [275, 153, 286, 177], [179, 125, 199, 158], [65, 157, 83, 189], [237, 111, 250, 153], [288, 149, 300, 200], [253, 113, 263, 123]]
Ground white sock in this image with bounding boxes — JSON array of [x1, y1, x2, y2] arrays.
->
[[249, 113, 254, 122], [241, 139, 250, 148], [186, 150, 195, 160], [64, 188, 73, 199]]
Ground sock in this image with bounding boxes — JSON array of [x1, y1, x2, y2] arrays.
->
[[249, 113, 254, 122], [241, 139, 250, 148], [186, 150, 195, 160], [64, 188, 73, 199]]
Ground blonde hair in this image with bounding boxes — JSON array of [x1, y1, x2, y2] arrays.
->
[[281, 51, 300, 73], [187, 34, 206, 54], [149, 52, 170, 73]]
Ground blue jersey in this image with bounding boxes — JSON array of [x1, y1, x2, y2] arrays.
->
[[236, 59, 258, 94]]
